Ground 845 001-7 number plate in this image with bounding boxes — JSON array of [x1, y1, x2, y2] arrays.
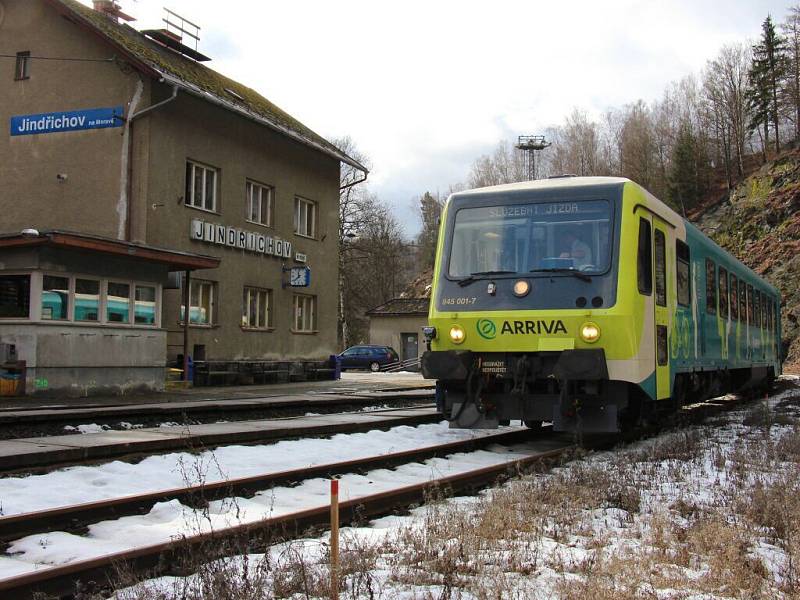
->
[[441, 297, 477, 306]]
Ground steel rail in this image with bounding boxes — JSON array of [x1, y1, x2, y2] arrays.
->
[[0, 438, 573, 599], [0, 391, 434, 424], [0, 428, 545, 543], [0, 406, 440, 474]]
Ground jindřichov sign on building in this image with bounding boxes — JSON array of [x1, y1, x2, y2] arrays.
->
[[191, 219, 292, 259], [10, 106, 124, 137]]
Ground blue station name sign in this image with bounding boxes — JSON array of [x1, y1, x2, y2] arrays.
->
[[11, 106, 124, 136]]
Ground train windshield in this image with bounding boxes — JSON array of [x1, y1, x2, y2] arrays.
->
[[448, 199, 612, 277]]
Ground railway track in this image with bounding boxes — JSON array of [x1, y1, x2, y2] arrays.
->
[[0, 428, 570, 599], [0, 406, 439, 474], [0, 385, 783, 599], [0, 388, 434, 440]]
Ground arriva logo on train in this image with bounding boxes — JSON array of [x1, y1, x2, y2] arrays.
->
[[477, 318, 568, 338]]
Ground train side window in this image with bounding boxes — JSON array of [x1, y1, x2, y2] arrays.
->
[[755, 291, 762, 329], [676, 240, 690, 307], [730, 274, 739, 320], [637, 218, 652, 295], [705, 259, 716, 315], [718, 267, 728, 319], [747, 284, 753, 325], [739, 280, 747, 322], [654, 229, 666, 307]]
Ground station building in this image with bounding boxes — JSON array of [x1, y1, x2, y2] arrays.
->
[[0, 0, 365, 395]]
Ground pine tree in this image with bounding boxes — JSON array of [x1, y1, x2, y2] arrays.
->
[[747, 15, 787, 157], [667, 124, 699, 215], [416, 192, 443, 270]]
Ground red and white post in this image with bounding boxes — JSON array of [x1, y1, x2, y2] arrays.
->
[[330, 479, 340, 599]]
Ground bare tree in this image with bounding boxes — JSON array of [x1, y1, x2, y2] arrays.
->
[[468, 140, 527, 188], [618, 100, 659, 192], [332, 136, 376, 349], [547, 109, 603, 176], [703, 44, 752, 183], [782, 6, 800, 138]]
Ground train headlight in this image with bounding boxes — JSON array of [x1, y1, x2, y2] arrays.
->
[[449, 325, 466, 344], [579, 322, 601, 343], [513, 279, 530, 297]]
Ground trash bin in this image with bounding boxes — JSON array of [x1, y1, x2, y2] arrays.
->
[[330, 354, 342, 380]]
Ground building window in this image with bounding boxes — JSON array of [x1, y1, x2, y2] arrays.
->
[[242, 287, 272, 329], [135, 285, 157, 325], [14, 52, 31, 81], [246, 181, 273, 227], [676, 240, 690, 307], [294, 196, 316, 238], [181, 279, 215, 325], [75, 278, 100, 322], [0, 275, 30, 319], [705, 259, 716, 315], [637, 218, 652, 296], [107, 282, 131, 323], [42, 275, 70, 320], [185, 161, 218, 212], [293, 294, 316, 332]]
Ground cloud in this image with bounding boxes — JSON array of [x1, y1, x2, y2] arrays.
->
[[102, 0, 789, 234]]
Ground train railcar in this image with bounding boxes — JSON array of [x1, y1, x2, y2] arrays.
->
[[421, 176, 782, 433]]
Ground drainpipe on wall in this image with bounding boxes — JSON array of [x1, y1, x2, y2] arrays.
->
[[122, 83, 180, 241], [183, 270, 191, 381]]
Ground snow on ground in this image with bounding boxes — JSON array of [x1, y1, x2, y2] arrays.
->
[[0, 421, 517, 516], [0, 440, 535, 581], [112, 377, 800, 599]]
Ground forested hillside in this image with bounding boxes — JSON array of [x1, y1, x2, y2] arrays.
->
[[694, 147, 800, 370]]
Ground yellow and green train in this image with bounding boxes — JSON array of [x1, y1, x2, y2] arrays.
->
[[421, 176, 782, 432]]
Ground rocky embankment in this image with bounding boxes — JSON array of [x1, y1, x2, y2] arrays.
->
[[693, 149, 800, 371]]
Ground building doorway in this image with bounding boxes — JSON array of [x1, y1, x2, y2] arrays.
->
[[401, 333, 419, 362]]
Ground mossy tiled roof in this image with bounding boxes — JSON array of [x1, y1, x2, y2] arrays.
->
[[366, 298, 430, 316], [49, 0, 365, 171]]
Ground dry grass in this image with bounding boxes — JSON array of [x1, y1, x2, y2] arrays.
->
[[107, 389, 800, 600]]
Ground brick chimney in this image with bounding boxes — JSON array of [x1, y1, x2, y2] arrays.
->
[[92, 1, 135, 23]]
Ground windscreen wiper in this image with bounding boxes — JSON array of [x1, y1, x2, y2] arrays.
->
[[457, 270, 516, 287], [529, 268, 592, 282]]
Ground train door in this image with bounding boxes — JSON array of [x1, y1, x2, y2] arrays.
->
[[653, 218, 671, 400]]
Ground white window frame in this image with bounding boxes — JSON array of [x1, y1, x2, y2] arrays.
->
[[41, 273, 72, 321], [133, 284, 159, 326], [246, 180, 274, 227], [294, 196, 317, 239], [181, 278, 216, 327], [185, 160, 218, 213], [292, 293, 316, 333], [242, 287, 273, 330], [74, 277, 102, 323], [105, 280, 133, 325], [36, 273, 161, 327]]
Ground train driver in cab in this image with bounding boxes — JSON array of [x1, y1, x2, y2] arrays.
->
[[560, 229, 593, 269]]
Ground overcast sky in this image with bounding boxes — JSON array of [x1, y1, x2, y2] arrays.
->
[[108, 0, 790, 234]]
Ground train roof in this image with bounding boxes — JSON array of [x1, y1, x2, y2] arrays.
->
[[453, 176, 629, 197]]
